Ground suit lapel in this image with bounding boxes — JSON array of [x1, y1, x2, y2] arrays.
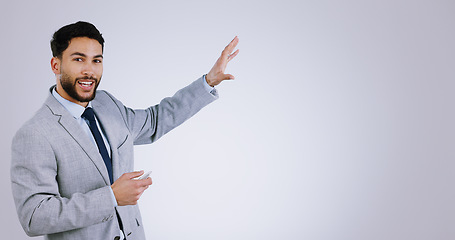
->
[[91, 99, 128, 181], [45, 93, 111, 185]]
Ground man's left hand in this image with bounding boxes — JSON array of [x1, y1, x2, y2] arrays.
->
[[206, 36, 240, 87]]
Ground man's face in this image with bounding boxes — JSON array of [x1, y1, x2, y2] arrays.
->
[[52, 37, 103, 106]]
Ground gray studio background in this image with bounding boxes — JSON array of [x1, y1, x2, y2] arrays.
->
[[1, 0, 454, 239]]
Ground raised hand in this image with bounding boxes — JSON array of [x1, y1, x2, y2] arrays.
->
[[206, 36, 240, 87]]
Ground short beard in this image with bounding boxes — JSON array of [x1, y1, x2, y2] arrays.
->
[[60, 73, 100, 103]]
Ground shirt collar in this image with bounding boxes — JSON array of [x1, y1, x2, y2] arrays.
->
[[52, 87, 92, 119]]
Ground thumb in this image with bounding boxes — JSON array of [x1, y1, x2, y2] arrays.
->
[[125, 170, 144, 179], [223, 74, 235, 80]]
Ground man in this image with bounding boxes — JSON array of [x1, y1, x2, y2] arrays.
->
[[11, 21, 239, 240]]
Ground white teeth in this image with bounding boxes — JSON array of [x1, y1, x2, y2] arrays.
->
[[79, 81, 93, 86]]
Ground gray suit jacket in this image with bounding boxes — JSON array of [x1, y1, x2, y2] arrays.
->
[[11, 77, 217, 240]]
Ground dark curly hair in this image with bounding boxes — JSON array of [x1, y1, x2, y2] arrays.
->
[[50, 21, 104, 58]]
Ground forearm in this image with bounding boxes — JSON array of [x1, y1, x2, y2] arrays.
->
[[16, 186, 115, 236]]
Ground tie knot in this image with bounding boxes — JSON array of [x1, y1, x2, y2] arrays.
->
[[82, 107, 96, 122]]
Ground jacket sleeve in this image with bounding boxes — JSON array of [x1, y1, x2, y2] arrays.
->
[[105, 76, 218, 145], [10, 126, 116, 237]]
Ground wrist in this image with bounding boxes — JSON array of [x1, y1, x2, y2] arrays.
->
[[205, 74, 215, 87]]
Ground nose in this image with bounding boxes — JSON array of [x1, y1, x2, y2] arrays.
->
[[81, 62, 95, 77]]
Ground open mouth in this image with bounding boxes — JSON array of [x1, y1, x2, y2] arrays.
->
[[77, 80, 95, 91]]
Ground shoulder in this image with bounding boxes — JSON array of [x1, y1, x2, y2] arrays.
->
[[93, 90, 125, 107], [92, 90, 130, 118], [13, 104, 56, 144], [94, 89, 116, 102]]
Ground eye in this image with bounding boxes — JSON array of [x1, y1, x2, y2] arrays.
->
[[94, 59, 102, 63], [73, 58, 83, 62]]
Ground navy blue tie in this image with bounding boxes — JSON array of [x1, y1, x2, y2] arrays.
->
[[82, 107, 113, 184]]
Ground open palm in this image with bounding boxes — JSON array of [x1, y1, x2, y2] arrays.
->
[[206, 36, 239, 87]]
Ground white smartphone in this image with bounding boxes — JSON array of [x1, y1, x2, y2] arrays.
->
[[135, 171, 152, 180]]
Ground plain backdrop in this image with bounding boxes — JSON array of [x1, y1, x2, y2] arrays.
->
[[1, 0, 455, 239]]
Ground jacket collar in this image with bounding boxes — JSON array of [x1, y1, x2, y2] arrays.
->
[[44, 86, 111, 185]]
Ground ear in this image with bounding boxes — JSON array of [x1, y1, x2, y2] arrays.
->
[[51, 57, 61, 75]]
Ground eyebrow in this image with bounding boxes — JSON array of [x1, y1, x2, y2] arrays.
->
[[70, 52, 103, 58]]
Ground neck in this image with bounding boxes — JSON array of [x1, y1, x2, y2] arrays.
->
[[55, 85, 89, 108]]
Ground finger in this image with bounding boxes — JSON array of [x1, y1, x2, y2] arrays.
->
[[138, 177, 153, 186], [138, 185, 149, 193], [227, 36, 239, 52], [138, 184, 150, 195], [223, 36, 239, 57], [227, 49, 239, 61]]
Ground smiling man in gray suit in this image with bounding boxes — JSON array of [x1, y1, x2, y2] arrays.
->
[[11, 21, 239, 240]]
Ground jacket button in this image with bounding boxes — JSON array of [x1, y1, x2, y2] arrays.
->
[[114, 236, 120, 240]]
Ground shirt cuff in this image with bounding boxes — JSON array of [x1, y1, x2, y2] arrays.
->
[[108, 186, 118, 207], [202, 74, 216, 94]]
